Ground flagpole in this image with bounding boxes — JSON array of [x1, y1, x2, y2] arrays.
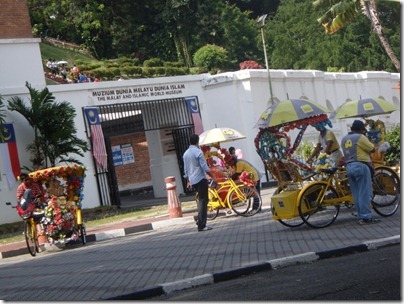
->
[[257, 14, 274, 105]]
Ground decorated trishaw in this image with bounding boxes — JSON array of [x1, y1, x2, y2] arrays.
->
[[254, 98, 400, 228], [197, 128, 262, 218], [28, 164, 87, 244]]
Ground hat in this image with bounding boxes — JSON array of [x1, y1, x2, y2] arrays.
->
[[351, 120, 365, 131]]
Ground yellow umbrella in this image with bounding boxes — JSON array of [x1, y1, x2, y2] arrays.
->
[[334, 98, 397, 119], [255, 99, 330, 128], [199, 127, 246, 145]]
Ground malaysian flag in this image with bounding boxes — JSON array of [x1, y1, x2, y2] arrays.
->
[[185, 97, 203, 134], [84, 108, 107, 169], [0, 123, 21, 189]]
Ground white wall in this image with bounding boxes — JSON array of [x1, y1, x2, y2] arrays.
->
[[0, 69, 400, 224], [0, 39, 45, 91]]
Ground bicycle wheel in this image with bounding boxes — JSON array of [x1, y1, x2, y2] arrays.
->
[[229, 185, 257, 216], [24, 220, 37, 256], [372, 171, 400, 217], [298, 182, 340, 229], [195, 190, 220, 220], [273, 186, 305, 228]]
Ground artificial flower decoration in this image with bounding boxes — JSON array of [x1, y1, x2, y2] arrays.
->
[[43, 196, 77, 243], [29, 164, 86, 202], [238, 171, 255, 187], [315, 152, 332, 172]]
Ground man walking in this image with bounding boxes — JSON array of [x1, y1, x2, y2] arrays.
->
[[183, 134, 217, 232], [341, 120, 378, 224]]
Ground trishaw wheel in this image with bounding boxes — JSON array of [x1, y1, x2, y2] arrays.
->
[[229, 185, 255, 216], [207, 206, 219, 220], [24, 220, 37, 256], [298, 183, 339, 229], [196, 191, 219, 221], [278, 218, 306, 227], [372, 171, 400, 217], [273, 186, 305, 227]]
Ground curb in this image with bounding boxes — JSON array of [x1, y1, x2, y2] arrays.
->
[[0, 216, 196, 260], [105, 235, 400, 300]]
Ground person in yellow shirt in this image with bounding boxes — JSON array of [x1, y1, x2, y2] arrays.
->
[[307, 122, 343, 167], [341, 120, 377, 225], [226, 155, 262, 212]]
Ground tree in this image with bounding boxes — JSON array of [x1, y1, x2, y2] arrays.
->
[[193, 44, 230, 71], [313, 0, 400, 72], [265, 0, 399, 72], [7, 82, 88, 170]]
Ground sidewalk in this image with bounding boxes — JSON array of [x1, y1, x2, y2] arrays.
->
[[0, 187, 276, 259], [0, 186, 400, 301]]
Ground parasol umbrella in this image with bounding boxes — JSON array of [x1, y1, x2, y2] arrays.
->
[[57, 60, 68, 65], [255, 99, 330, 128], [199, 127, 246, 145], [334, 98, 397, 119]]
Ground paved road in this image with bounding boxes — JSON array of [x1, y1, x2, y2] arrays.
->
[[150, 244, 400, 301], [0, 187, 400, 301]]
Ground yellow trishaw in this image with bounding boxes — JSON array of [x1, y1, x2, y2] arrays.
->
[[254, 98, 400, 228]]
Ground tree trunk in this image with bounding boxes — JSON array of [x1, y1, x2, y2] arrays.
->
[[179, 32, 192, 68], [364, 0, 400, 72], [173, 34, 185, 65]]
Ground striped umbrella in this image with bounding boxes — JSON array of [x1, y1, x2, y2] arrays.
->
[[199, 127, 246, 145], [334, 98, 397, 119], [255, 99, 330, 128]]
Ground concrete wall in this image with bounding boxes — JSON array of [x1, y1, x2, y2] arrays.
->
[[0, 68, 400, 224]]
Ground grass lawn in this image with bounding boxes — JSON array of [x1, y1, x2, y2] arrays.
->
[[40, 42, 98, 66]]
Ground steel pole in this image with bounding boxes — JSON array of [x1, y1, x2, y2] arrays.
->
[[261, 27, 274, 105]]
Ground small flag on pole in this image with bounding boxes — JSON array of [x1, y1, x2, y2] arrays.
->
[[0, 123, 21, 189], [84, 108, 108, 169]]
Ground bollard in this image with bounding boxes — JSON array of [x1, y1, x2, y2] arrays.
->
[[164, 176, 183, 218]]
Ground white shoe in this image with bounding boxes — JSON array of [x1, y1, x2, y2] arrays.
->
[[198, 226, 213, 232]]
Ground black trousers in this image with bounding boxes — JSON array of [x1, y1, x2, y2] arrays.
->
[[194, 178, 208, 230]]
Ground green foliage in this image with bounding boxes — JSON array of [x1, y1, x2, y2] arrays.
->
[[384, 124, 400, 166], [295, 141, 315, 161], [144, 58, 164, 67], [267, 0, 400, 73], [40, 42, 96, 65], [121, 66, 143, 77], [193, 44, 230, 71], [30, 0, 400, 73], [7, 82, 88, 169]]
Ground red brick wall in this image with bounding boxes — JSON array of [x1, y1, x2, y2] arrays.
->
[[110, 132, 152, 191], [0, 0, 33, 38]]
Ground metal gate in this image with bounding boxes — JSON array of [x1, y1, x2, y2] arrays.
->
[[85, 96, 198, 206], [172, 126, 195, 193]]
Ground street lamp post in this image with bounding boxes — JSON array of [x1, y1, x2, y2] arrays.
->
[[257, 14, 274, 105]]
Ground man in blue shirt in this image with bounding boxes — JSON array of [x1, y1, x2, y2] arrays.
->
[[183, 134, 217, 232]]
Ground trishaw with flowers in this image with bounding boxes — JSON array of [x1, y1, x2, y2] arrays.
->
[[255, 98, 400, 228], [199, 143, 262, 219], [28, 164, 87, 245], [255, 112, 329, 227], [195, 126, 263, 219]]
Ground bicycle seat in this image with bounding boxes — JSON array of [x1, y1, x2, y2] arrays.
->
[[320, 167, 338, 174]]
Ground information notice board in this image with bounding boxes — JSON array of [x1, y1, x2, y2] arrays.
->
[[112, 143, 135, 166]]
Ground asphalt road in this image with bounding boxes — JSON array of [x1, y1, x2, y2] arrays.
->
[[149, 244, 401, 301]]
